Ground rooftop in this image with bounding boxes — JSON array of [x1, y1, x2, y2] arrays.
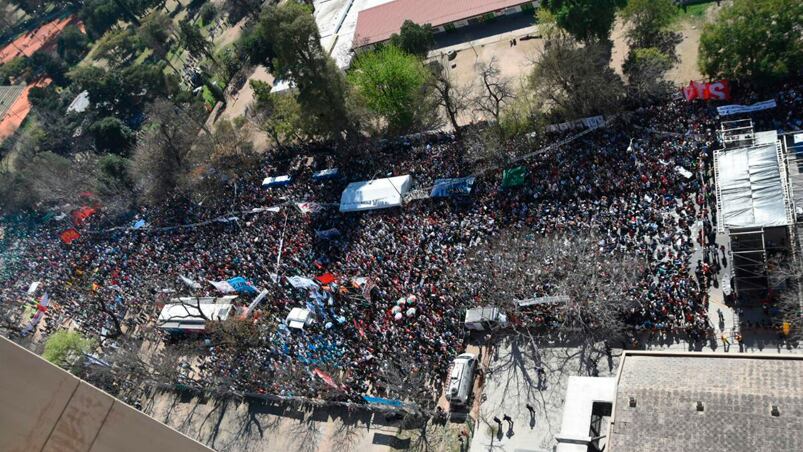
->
[[0, 336, 211, 452], [608, 352, 803, 452], [353, 0, 528, 47]]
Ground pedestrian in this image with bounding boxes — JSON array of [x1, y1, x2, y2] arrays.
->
[[526, 403, 534, 414], [493, 416, 502, 426], [503, 414, 513, 427]]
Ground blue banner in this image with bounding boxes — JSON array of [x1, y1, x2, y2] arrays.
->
[[362, 396, 403, 407], [227, 276, 257, 294], [430, 176, 476, 198], [312, 168, 340, 180]]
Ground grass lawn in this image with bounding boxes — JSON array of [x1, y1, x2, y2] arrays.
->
[[677, 1, 716, 20]]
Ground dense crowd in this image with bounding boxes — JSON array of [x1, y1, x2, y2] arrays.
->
[[1, 85, 801, 406]]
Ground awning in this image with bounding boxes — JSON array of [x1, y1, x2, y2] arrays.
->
[[339, 175, 413, 212]]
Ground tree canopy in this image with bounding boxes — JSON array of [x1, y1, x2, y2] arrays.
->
[[388, 20, 435, 58], [621, 0, 678, 50], [349, 45, 434, 134], [542, 0, 625, 43], [529, 37, 625, 119], [43, 330, 95, 368], [699, 0, 803, 84], [249, 3, 354, 139]]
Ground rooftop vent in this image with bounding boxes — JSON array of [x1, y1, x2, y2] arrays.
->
[[771, 405, 780, 417], [628, 396, 636, 408], [696, 401, 704, 412]]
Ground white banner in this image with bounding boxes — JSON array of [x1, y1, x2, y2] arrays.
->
[[209, 280, 236, 293], [717, 99, 777, 116], [246, 289, 269, 315], [287, 276, 318, 290], [179, 275, 201, 290]]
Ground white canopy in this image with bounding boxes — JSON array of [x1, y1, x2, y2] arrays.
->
[[339, 175, 412, 212], [716, 135, 789, 229]]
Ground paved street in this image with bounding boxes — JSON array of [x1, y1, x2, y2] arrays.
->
[[469, 337, 620, 452]]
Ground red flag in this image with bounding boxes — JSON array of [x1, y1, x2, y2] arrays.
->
[[60, 229, 80, 244], [316, 273, 336, 285], [71, 206, 96, 225], [313, 368, 340, 389]]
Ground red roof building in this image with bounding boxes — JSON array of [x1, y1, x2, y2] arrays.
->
[[353, 0, 536, 49]]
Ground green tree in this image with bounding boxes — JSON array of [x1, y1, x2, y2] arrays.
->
[[621, 0, 680, 63], [223, 0, 262, 23], [255, 3, 354, 140], [57, 24, 88, 65], [43, 330, 95, 368], [699, 0, 803, 84], [178, 19, 214, 61], [529, 36, 625, 119], [349, 45, 435, 134], [90, 116, 134, 154], [542, 0, 625, 43], [248, 79, 304, 147], [388, 20, 435, 58], [93, 27, 143, 67], [138, 11, 174, 59], [623, 47, 674, 102]]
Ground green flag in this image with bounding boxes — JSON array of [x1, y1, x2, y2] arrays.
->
[[502, 166, 527, 187]]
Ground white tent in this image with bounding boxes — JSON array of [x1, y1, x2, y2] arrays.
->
[[339, 175, 412, 212], [716, 136, 789, 229]]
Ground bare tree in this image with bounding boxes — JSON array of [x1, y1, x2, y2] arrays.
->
[[473, 57, 514, 130], [428, 61, 470, 142], [130, 99, 211, 205], [459, 230, 643, 345], [768, 257, 803, 342]]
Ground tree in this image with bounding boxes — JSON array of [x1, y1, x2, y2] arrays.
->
[[138, 11, 174, 59], [89, 116, 135, 154], [248, 80, 304, 147], [623, 47, 674, 103], [93, 27, 144, 67], [541, 0, 625, 43], [57, 24, 88, 65], [459, 231, 642, 345], [699, 0, 803, 85], [178, 19, 214, 61], [428, 61, 470, 142], [223, 0, 262, 23], [21, 151, 99, 206], [349, 45, 437, 134], [473, 58, 514, 131], [621, 0, 677, 48], [388, 20, 435, 58], [529, 36, 625, 119], [43, 330, 95, 369], [252, 3, 354, 140], [130, 99, 210, 204]]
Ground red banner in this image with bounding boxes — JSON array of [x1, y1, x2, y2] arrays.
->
[[60, 228, 80, 244], [683, 80, 731, 101], [316, 273, 336, 285]]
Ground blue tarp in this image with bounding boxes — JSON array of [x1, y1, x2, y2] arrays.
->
[[312, 168, 340, 180], [362, 396, 403, 407], [430, 176, 476, 198], [262, 175, 292, 188], [227, 276, 257, 294], [132, 219, 147, 229]]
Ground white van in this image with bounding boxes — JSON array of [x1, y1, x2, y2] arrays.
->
[[446, 353, 477, 408]]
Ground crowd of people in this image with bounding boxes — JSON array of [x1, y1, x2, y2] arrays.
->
[[1, 84, 801, 407]]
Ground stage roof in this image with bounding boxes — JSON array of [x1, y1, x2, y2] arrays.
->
[[716, 131, 789, 229]]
